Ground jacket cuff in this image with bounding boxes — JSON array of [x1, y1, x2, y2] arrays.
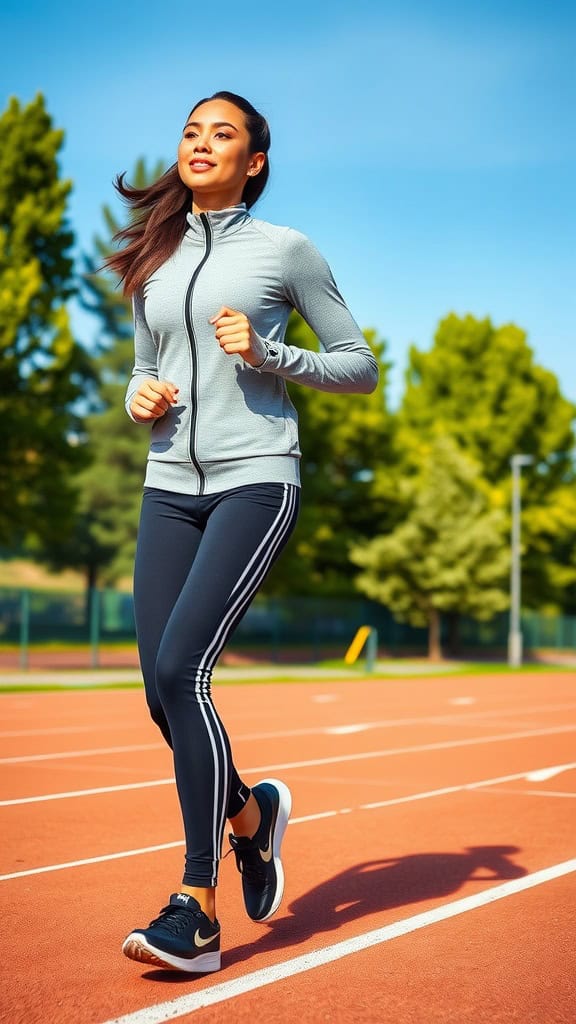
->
[[252, 341, 281, 373], [125, 392, 143, 423]]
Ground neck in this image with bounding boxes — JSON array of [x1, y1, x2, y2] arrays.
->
[[192, 188, 245, 214]]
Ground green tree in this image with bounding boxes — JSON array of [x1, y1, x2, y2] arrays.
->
[[400, 314, 574, 481], [264, 312, 395, 595], [0, 94, 93, 547], [522, 482, 576, 615], [351, 437, 510, 659], [398, 313, 576, 610], [44, 159, 166, 588]]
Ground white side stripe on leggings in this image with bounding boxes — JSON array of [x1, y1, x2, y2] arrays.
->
[[206, 484, 297, 862], [195, 483, 298, 884], [201, 484, 297, 676], [194, 671, 227, 887], [226, 483, 294, 602], [206, 696, 229, 885]]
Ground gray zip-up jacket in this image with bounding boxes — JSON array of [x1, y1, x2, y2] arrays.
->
[[126, 204, 379, 495]]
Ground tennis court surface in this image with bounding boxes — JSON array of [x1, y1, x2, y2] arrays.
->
[[1, 669, 575, 1023]]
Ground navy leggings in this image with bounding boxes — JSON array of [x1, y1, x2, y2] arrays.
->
[[133, 481, 300, 887]]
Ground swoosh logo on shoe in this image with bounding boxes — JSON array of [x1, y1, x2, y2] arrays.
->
[[260, 832, 273, 863], [195, 929, 216, 949]]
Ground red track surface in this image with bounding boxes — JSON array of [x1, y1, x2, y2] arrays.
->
[[1, 672, 575, 1023]]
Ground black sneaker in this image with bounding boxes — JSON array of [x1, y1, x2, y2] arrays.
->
[[229, 777, 291, 922], [122, 893, 220, 973]]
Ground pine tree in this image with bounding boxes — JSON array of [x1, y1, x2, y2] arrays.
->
[[45, 158, 165, 587], [0, 95, 93, 548]]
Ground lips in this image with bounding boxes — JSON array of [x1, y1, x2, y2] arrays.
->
[[190, 160, 215, 171]]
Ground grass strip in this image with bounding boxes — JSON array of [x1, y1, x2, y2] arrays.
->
[[0, 661, 574, 693]]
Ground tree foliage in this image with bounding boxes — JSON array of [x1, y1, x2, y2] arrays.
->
[[0, 94, 93, 547], [264, 313, 395, 595], [351, 437, 510, 658], [398, 313, 576, 611], [44, 159, 166, 587], [400, 314, 574, 482]]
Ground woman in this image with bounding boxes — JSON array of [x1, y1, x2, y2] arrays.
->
[[107, 90, 378, 974]]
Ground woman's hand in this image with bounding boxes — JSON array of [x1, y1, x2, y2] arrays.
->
[[210, 307, 267, 367], [130, 379, 179, 422]]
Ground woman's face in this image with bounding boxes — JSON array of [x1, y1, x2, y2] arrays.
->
[[177, 98, 265, 208]]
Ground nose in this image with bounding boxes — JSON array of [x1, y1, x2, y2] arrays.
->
[[193, 133, 211, 153]]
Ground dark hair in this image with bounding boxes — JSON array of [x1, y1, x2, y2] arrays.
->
[[198, 91, 270, 209], [104, 91, 271, 295]]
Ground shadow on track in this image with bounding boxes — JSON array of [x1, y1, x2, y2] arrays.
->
[[222, 843, 527, 970], [142, 844, 526, 980]]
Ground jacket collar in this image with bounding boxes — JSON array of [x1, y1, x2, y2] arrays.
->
[[185, 203, 250, 239]]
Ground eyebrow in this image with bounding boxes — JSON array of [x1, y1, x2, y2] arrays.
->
[[184, 120, 239, 131]]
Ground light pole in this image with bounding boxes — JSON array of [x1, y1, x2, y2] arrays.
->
[[508, 454, 533, 666]]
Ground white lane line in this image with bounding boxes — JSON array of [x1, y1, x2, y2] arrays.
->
[[238, 700, 576, 741], [526, 764, 576, 782], [326, 724, 370, 735], [3, 702, 576, 756], [475, 788, 576, 799], [2, 728, 576, 805], [0, 841, 185, 881], [99, 859, 576, 1024], [241, 702, 576, 737], [0, 724, 145, 739], [0, 779, 177, 806], [358, 763, 576, 811], [3, 763, 574, 881], [0, 743, 164, 765], [239, 725, 576, 775]]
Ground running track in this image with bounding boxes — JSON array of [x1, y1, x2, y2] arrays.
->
[[1, 671, 575, 1023]]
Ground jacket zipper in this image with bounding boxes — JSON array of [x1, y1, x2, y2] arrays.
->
[[183, 213, 212, 494]]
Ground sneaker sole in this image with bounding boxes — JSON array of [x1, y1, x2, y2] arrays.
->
[[122, 934, 221, 973], [256, 777, 292, 921]]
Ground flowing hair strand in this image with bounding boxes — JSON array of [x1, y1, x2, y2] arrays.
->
[[102, 92, 271, 296]]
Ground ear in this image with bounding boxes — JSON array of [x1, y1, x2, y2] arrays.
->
[[247, 152, 266, 177]]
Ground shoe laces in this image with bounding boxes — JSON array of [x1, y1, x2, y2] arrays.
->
[[229, 839, 268, 885], [149, 903, 203, 935]]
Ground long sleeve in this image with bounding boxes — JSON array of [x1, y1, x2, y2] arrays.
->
[[124, 290, 159, 423], [254, 231, 379, 394]]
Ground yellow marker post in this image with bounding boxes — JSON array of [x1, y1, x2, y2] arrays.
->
[[344, 625, 372, 665]]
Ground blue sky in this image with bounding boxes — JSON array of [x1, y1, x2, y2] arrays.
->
[[2, 0, 575, 406]]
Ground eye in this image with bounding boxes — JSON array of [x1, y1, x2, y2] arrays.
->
[[215, 132, 232, 139], [184, 130, 197, 139]]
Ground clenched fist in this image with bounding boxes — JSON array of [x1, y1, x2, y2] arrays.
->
[[130, 379, 179, 422], [210, 306, 267, 367]]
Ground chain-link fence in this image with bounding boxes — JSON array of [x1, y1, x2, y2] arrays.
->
[[1, 587, 574, 669]]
